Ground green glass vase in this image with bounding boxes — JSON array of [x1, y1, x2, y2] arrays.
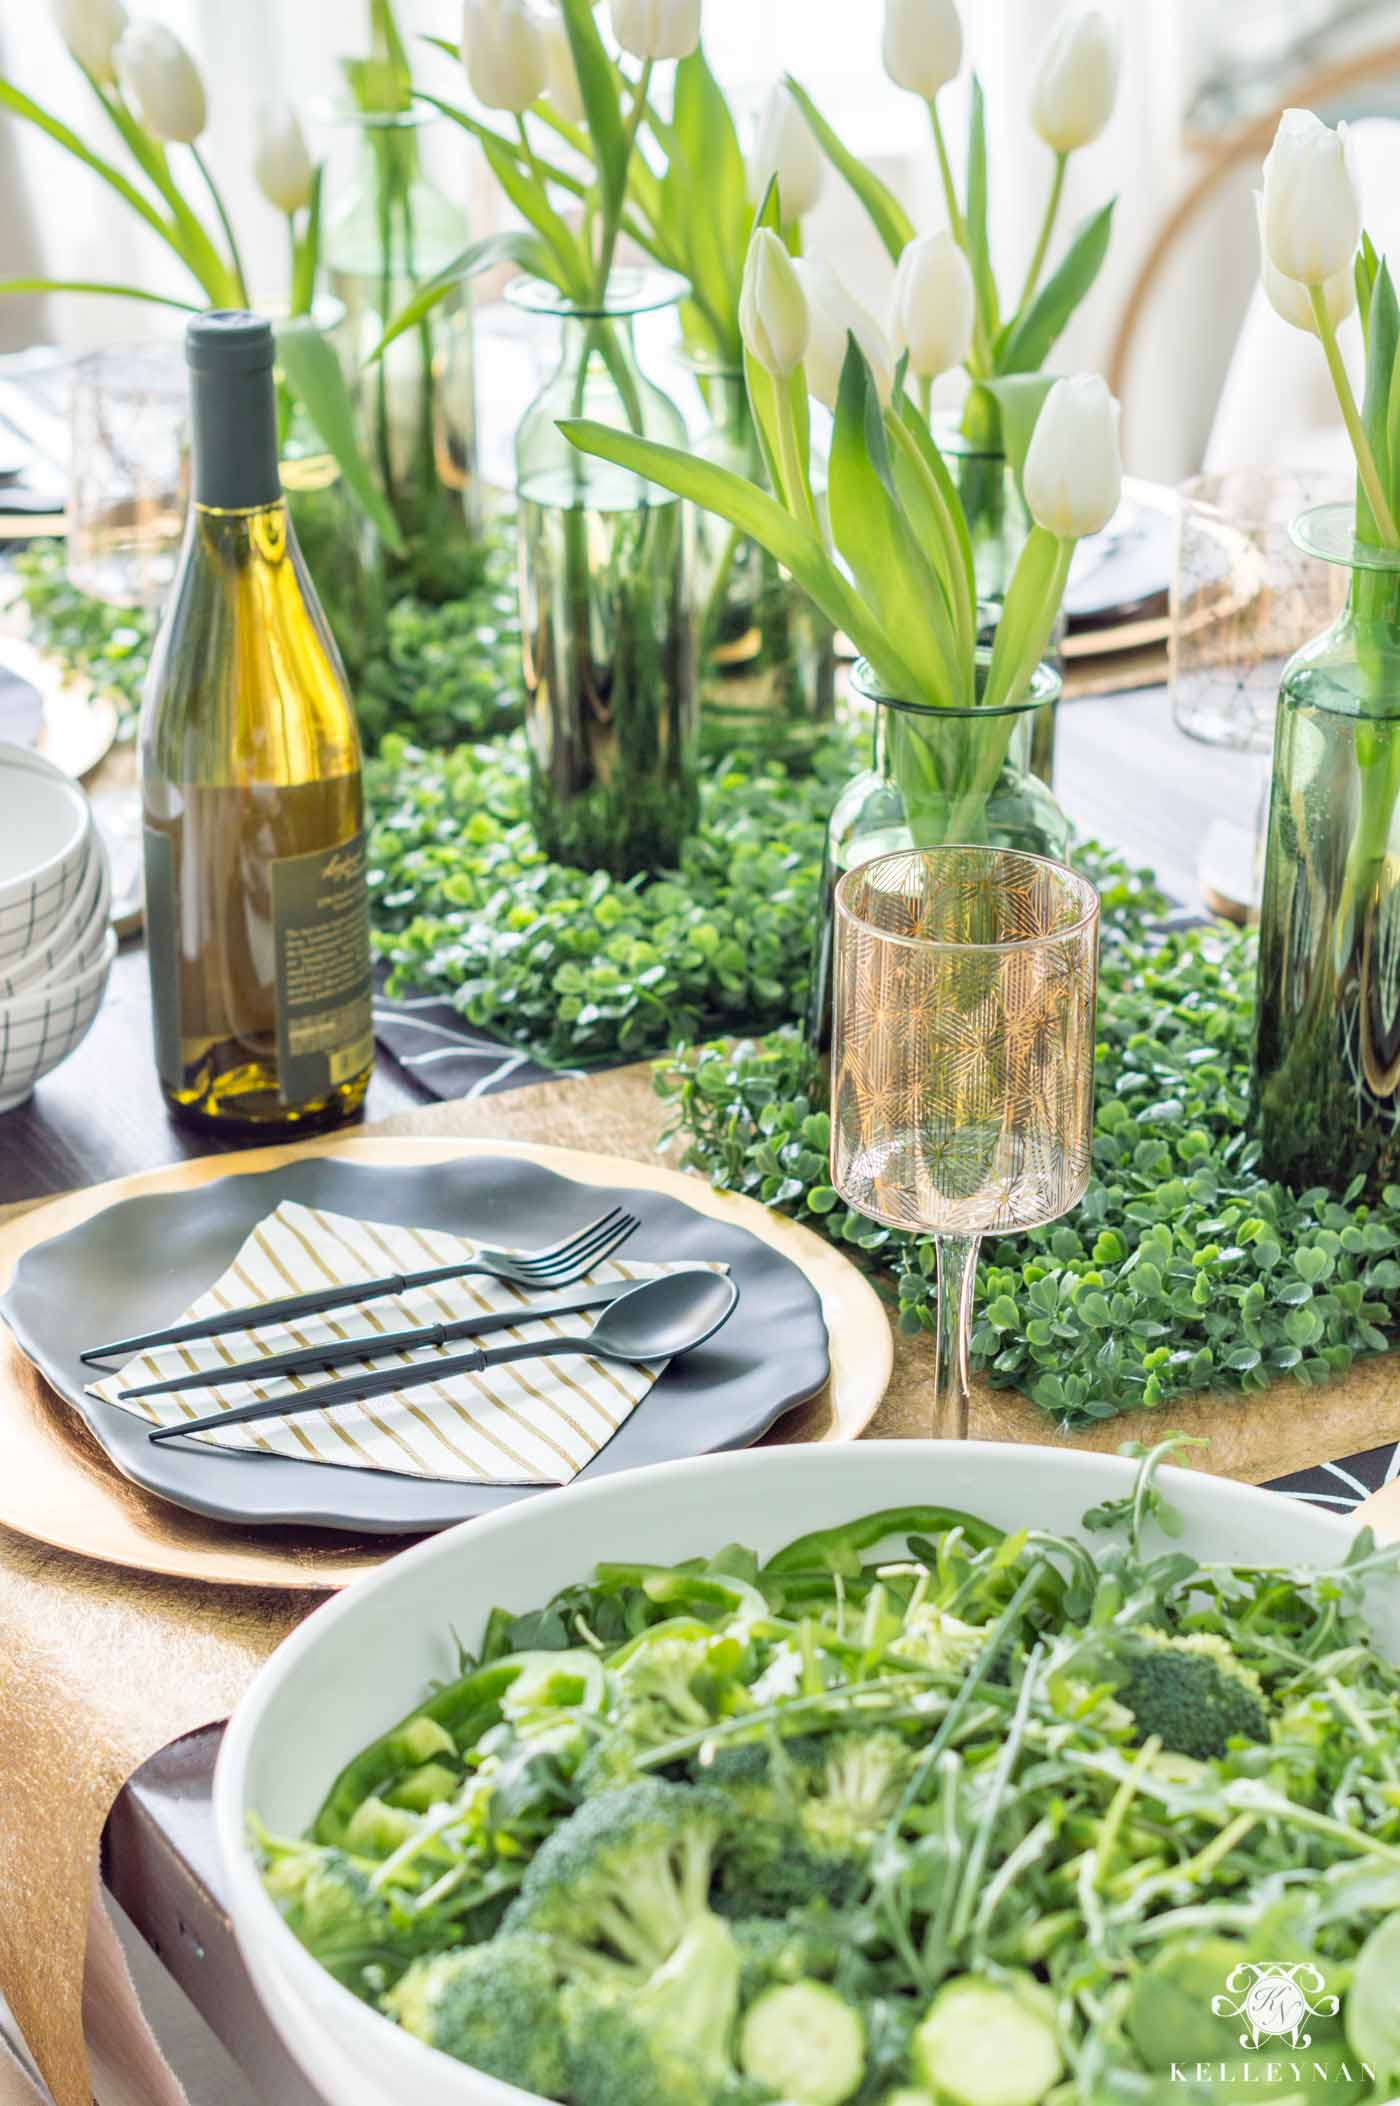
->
[[1253, 503, 1400, 1193], [512, 270, 698, 879], [691, 363, 836, 766], [324, 108, 480, 602]]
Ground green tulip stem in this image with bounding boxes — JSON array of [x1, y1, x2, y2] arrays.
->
[[1017, 153, 1067, 315], [774, 378, 819, 540], [190, 143, 250, 307], [1311, 283, 1400, 546], [926, 96, 965, 249], [593, 58, 654, 303]]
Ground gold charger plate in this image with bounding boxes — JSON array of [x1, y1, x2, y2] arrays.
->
[[0, 1135, 893, 1592]]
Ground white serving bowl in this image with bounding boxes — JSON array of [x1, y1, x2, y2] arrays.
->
[[0, 826, 111, 1000], [213, 1442, 1398, 2106], [0, 924, 116, 1113], [0, 750, 92, 972]]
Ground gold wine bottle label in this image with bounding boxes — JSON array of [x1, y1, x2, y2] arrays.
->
[[269, 832, 373, 1103]]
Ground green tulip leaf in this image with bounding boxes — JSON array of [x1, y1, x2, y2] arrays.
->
[[997, 200, 1115, 376], [783, 75, 915, 265], [560, 414, 928, 701], [965, 76, 1001, 344], [558, 0, 629, 233], [888, 396, 977, 661], [828, 341, 955, 706], [373, 230, 552, 357], [470, 123, 590, 304], [984, 522, 1072, 712], [274, 318, 405, 557], [660, 46, 751, 365], [1366, 259, 1400, 534], [981, 373, 1056, 485], [290, 164, 324, 319], [0, 276, 199, 311]]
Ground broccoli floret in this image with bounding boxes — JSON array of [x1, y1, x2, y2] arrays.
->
[[731, 1916, 844, 2001], [503, 1779, 727, 1984], [382, 1935, 568, 2097], [1114, 1632, 1269, 1762], [801, 1732, 908, 1854], [258, 1835, 408, 1996], [562, 1913, 745, 2106]]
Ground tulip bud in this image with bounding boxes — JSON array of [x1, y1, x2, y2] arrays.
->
[[739, 228, 810, 379], [462, 0, 546, 114], [796, 258, 894, 411], [610, 0, 701, 63], [53, 0, 127, 85], [748, 85, 824, 221], [115, 20, 206, 143], [539, 12, 585, 126], [1254, 192, 1355, 339], [1023, 374, 1122, 539], [1261, 108, 1361, 288], [889, 231, 974, 380], [882, 0, 963, 100], [1030, 8, 1120, 156], [254, 103, 314, 216]]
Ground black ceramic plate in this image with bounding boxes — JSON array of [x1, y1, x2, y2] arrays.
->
[[1064, 481, 1175, 636], [1, 1156, 830, 1537]]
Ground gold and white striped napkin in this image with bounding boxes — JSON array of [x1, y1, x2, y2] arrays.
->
[[86, 1200, 724, 1486]]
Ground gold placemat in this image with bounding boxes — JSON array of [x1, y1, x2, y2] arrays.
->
[[1, 1061, 1398, 2106]]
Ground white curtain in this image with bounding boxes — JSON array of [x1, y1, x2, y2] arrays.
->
[[0, 0, 1228, 475]]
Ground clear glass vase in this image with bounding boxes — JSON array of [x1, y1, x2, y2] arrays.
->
[[280, 396, 385, 688], [512, 270, 698, 878], [1253, 503, 1400, 1194], [324, 109, 479, 603], [691, 362, 836, 766], [808, 653, 1068, 1047]]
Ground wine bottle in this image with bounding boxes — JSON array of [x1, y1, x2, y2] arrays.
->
[[140, 311, 374, 1135]]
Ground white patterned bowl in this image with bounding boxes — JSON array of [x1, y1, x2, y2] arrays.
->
[[0, 750, 92, 972], [0, 925, 115, 1113], [0, 827, 111, 1001], [212, 1443, 1398, 2106]]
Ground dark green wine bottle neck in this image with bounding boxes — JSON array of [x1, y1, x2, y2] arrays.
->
[[190, 362, 281, 510]]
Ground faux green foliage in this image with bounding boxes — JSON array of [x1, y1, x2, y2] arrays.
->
[[657, 892, 1400, 1430], [368, 733, 849, 1063], [13, 535, 522, 751]]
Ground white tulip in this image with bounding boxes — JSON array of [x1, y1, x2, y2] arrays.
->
[[1255, 192, 1355, 339], [796, 257, 894, 411], [882, 0, 963, 100], [1023, 374, 1122, 538], [254, 103, 314, 215], [462, 0, 546, 114], [1030, 8, 1120, 156], [115, 20, 206, 143], [748, 85, 824, 221], [889, 231, 975, 379], [609, 0, 701, 63], [52, 0, 126, 85], [539, 12, 585, 125], [1262, 107, 1361, 288], [739, 228, 810, 379]]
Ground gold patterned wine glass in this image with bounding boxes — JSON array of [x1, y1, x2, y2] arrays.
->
[[831, 846, 1100, 1439]]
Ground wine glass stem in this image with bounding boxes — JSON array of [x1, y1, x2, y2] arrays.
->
[[933, 1232, 980, 1440]]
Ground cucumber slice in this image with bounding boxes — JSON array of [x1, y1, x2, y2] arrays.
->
[[913, 1975, 1062, 2106], [388, 1760, 461, 1812], [391, 1714, 456, 1765], [739, 1981, 866, 2106]]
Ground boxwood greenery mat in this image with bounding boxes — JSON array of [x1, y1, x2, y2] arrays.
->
[[16, 540, 1400, 1430]]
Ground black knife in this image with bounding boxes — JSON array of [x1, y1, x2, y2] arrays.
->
[[113, 1283, 643, 1400]]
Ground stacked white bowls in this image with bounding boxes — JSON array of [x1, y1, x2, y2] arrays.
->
[[0, 743, 116, 1113]]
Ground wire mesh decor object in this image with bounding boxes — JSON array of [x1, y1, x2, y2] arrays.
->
[[1171, 467, 1349, 752], [831, 846, 1100, 1440]]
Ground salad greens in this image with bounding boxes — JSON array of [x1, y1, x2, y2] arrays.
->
[[257, 1441, 1400, 2104]]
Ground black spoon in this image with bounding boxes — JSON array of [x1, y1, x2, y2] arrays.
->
[[143, 1271, 740, 1445]]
